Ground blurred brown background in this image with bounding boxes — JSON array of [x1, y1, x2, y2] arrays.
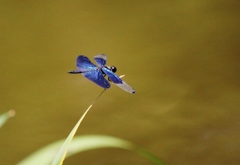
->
[[1, 1, 240, 165]]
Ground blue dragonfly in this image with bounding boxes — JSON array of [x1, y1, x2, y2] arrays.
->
[[69, 54, 135, 94]]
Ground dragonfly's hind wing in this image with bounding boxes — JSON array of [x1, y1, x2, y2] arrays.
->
[[76, 55, 97, 72], [94, 54, 107, 67], [82, 69, 110, 89], [76, 55, 110, 89]]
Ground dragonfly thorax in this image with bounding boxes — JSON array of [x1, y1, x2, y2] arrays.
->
[[104, 66, 117, 73]]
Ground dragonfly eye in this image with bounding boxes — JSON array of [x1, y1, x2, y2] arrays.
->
[[111, 66, 117, 73]]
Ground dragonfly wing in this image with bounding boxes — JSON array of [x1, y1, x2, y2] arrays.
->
[[94, 54, 107, 66], [76, 55, 110, 89], [115, 81, 136, 94], [82, 69, 110, 89], [102, 67, 122, 83], [102, 67, 135, 94], [76, 55, 97, 72]]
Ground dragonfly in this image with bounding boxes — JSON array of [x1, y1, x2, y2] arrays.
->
[[68, 54, 135, 94]]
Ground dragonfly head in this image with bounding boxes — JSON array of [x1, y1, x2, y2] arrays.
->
[[110, 66, 117, 73]]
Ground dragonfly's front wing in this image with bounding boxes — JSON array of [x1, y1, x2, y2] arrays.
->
[[115, 81, 135, 94], [102, 67, 135, 94]]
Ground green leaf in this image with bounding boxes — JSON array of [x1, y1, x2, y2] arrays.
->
[[18, 135, 166, 165], [0, 110, 15, 128]]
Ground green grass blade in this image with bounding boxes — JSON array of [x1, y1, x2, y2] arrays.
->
[[51, 105, 93, 165], [0, 110, 15, 128], [50, 89, 106, 165], [19, 135, 166, 165]]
